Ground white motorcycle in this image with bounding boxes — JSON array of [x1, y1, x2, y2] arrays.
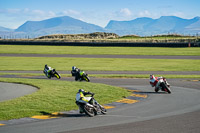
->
[[155, 78, 171, 94], [76, 94, 107, 117]]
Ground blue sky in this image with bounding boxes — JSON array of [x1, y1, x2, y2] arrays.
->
[[0, 0, 199, 29]]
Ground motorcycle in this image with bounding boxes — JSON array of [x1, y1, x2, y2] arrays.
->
[[155, 78, 171, 94], [43, 69, 61, 79], [76, 94, 107, 117], [75, 70, 90, 82]]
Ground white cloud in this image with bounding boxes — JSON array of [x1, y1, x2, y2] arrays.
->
[[0, 8, 59, 28], [31, 10, 46, 16], [62, 10, 80, 16], [6, 8, 21, 14], [138, 10, 151, 17], [120, 8, 132, 17], [171, 12, 185, 18]]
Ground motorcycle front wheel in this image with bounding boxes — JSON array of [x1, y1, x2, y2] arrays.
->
[[161, 82, 171, 94], [84, 76, 90, 82], [54, 72, 61, 79], [100, 105, 107, 114], [83, 105, 95, 117]]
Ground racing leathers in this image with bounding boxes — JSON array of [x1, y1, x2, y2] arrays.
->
[[43, 65, 53, 78], [71, 66, 81, 81]]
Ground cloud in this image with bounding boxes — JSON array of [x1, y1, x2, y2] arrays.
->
[[0, 8, 56, 20], [31, 10, 46, 16], [0, 8, 86, 28], [61, 10, 80, 16], [138, 10, 151, 17], [171, 12, 185, 18], [120, 8, 132, 17], [0, 8, 58, 28]]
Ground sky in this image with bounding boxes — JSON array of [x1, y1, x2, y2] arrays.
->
[[0, 0, 199, 29]]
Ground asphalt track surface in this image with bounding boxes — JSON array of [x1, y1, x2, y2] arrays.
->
[[0, 82, 38, 102], [0, 54, 200, 133]]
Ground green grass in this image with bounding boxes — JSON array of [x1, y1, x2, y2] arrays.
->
[[0, 78, 130, 120], [0, 45, 200, 56], [0, 56, 199, 71]]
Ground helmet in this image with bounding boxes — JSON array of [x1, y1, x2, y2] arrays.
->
[[45, 64, 48, 67], [72, 66, 76, 70], [150, 74, 154, 79], [78, 89, 84, 93]]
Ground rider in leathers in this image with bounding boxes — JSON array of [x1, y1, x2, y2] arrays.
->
[[43, 64, 53, 78], [149, 74, 170, 92], [76, 89, 94, 113], [71, 66, 81, 81]]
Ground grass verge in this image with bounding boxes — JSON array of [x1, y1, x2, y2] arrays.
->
[[0, 57, 200, 71], [0, 45, 200, 56], [0, 78, 130, 120]]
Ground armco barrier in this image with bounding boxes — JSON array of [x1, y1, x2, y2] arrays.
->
[[0, 40, 198, 47]]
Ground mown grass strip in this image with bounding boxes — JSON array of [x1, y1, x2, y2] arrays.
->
[[0, 57, 200, 71], [0, 45, 200, 56], [0, 78, 130, 120]]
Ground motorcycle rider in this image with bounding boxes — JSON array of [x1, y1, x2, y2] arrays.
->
[[149, 74, 170, 92], [43, 64, 53, 78], [71, 66, 80, 76], [71, 66, 82, 81], [76, 89, 94, 113]]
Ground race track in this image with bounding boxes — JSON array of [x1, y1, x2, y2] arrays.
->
[[0, 54, 200, 133]]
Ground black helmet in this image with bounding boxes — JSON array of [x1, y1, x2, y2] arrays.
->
[[78, 89, 84, 93], [72, 66, 76, 70]]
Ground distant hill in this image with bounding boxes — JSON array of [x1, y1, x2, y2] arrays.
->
[[105, 16, 200, 36], [0, 26, 15, 39], [0, 26, 13, 32], [15, 16, 105, 36], [0, 16, 200, 38]]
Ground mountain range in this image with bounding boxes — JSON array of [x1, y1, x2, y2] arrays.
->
[[106, 16, 200, 36], [0, 16, 200, 38]]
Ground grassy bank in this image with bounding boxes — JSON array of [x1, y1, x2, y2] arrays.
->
[[0, 45, 200, 56], [0, 78, 130, 120]]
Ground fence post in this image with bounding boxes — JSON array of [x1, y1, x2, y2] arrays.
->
[[188, 42, 191, 47]]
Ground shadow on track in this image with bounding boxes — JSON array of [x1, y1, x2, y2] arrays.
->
[[40, 111, 87, 118], [137, 91, 169, 94]]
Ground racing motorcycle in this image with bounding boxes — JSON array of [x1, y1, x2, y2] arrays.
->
[[156, 78, 171, 94], [76, 94, 107, 117], [75, 70, 90, 82], [43, 68, 61, 79]]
